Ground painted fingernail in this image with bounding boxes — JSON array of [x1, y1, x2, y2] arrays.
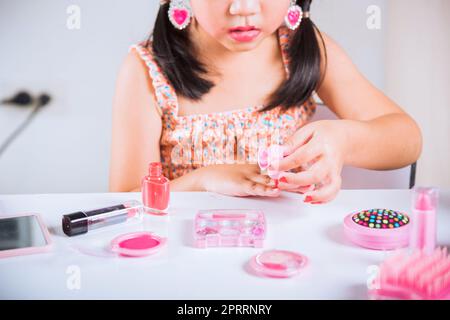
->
[[279, 177, 288, 183], [311, 201, 323, 205], [304, 196, 313, 203]]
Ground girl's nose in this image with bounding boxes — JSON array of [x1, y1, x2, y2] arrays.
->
[[229, 0, 261, 16]]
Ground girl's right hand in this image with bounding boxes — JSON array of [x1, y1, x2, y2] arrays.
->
[[197, 164, 280, 198]]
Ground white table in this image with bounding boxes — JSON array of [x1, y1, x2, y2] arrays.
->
[[0, 190, 449, 300]]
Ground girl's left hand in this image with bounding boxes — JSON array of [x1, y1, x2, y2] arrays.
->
[[275, 120, 349, 204]]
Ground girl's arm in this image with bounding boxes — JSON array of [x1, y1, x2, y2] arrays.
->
[[315, 32, 422, 169], [277, 32, 423, 203], [109, 50, 162, 192]]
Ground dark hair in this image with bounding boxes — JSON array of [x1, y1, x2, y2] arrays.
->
[[148, 0, 326, 111]]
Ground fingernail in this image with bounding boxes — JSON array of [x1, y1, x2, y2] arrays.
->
[[279, 177, 288, 183], [304, 196, 313, 203], [311, 201, 323, 205]]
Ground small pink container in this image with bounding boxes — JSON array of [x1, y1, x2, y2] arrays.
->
[[194, 209, 266, 248], [249, 250, 308, 278], [343, 209, 411, 250], [110, 232, 166, 257]]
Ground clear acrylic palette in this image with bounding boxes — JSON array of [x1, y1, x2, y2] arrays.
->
[[194, 209, 266, 248]]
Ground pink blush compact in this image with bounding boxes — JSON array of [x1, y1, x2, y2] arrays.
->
[[249, 250, 308, 278], [110, 232, 166, 257]]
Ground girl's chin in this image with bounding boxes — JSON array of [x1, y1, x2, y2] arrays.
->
[[221, 37, 265, 52]]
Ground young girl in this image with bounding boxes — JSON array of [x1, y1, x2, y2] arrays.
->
[[109, 0, 422, 203]]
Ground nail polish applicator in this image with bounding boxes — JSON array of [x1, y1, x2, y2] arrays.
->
[[258, 145, 286, 187]]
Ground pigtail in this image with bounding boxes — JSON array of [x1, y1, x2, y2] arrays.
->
[[148, 1, 325, 110], [263, 0, 327, 111], [149, 3, 213, 100]]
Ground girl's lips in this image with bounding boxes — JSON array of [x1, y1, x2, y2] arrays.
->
[[228, 26, 261, 43]]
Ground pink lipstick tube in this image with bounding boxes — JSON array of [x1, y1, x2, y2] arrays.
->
[[409, 187, 439, 254]]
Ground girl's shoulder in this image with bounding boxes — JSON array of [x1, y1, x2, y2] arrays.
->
[[113, 41, 166, 118], [312, 29, 356, 79], [126, 40, 178, 115], [128, 40, 162, 82], [119, 44, 155, 95]]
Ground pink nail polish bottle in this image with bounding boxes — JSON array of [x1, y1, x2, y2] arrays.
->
[[258, 145, 286, 181], [141, 162, 170, 215]]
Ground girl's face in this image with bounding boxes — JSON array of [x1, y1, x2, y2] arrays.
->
[[190, 0, 291, 51]]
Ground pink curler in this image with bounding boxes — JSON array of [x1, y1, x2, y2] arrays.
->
[[369, 247, 450, 300], [343, 209, 411, 251]]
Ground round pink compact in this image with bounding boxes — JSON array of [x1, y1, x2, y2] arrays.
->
[[110, 232, 166, 257], [249, 250, 308, 278], [343, 209, 411, 250]]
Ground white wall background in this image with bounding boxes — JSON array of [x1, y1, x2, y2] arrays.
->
[[0, 0, 158, 193], [0, 0, 446, 194], [385, 0, 450, 188]]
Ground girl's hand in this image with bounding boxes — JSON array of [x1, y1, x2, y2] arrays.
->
[[276, 120, 349, 204], [198, 164, 280, 198]]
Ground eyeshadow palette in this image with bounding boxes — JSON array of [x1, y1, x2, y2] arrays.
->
[[194, 209, 266, 248]]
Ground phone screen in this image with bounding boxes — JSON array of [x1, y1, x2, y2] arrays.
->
[[0, 215, 48, 251]]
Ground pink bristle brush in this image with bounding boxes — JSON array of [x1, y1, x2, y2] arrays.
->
[[369, 247, 450, 300]]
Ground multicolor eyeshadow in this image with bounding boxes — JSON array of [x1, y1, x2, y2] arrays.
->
[[352, 209, 410, 229]]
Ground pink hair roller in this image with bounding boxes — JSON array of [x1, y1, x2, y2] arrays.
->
[[369, 247, 450, 300]]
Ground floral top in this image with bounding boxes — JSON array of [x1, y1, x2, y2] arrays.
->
[[130, 26, 316, 180]]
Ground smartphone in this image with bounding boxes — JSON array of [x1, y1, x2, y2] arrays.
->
[[0, 213, 53, 258]]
